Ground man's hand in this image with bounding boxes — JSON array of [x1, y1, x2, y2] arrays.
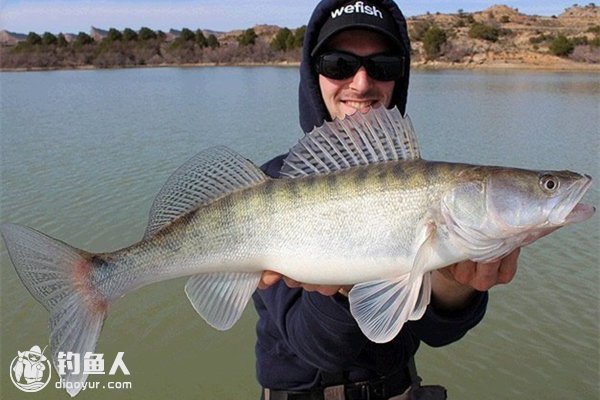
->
[[259, 248, 520, 306], [258, 271, 351, 296], [431, 248, 520, 311]]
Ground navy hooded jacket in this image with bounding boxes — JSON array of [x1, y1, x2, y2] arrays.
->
[[253, 0, 488, 391]]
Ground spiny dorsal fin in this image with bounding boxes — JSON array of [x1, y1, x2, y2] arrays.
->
[[144, 146, 267, 239], [281, 106, 421, 178]]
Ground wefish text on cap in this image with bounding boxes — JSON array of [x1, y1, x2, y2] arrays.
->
[[311, 0, 403, 57], [330, 1, 384, 19]]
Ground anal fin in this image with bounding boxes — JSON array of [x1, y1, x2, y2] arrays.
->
[[349, 272, 431, 343], [184, 272, 262, 330]]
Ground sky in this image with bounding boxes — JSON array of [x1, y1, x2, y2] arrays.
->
[[0, 0, 587, 34]]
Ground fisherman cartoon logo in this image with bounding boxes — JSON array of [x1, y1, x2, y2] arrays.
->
[[10, 345, 52, 393]]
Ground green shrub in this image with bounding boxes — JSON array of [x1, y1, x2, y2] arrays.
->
[[469, 22, 500, 42], [74, 32, 94, 46], [196, 30, 207, 47], [106, 28, 122, 42], [238, 28, 257, 46], [207, 34, 219, 49], [549, 35, 575, 56], [271, 28, 292, 51], [57, 33, 68, 47], [179, 28, 195, 42], [122, 28, 138, 41], [293, 26, 306, 48], [26, 32, 42, 45], [41, 32, 57, 46], [529, 33, 553, 44], [139, 27, 157, 41], [423, 26, 447, 59]]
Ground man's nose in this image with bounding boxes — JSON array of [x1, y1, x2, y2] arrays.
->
[[349, 67, 372, 93]]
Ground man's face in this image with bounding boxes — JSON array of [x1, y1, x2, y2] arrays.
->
[[318, 29, 396, 120]]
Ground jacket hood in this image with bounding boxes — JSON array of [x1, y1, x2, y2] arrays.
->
[[298, 0, 411, 133]]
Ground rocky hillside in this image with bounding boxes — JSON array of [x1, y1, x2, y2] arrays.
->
[[0, 30, 27, 45], [408, 4, 600, 69], [1, 4, 598, 70]]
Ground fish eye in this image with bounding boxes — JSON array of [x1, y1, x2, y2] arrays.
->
[[539, 175, 559, 192]]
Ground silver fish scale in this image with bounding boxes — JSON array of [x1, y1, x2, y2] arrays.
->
[[95, 161, 459, 292]]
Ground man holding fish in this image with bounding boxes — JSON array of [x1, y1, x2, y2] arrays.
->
[[1, 0, 593, 399], [255, 1, 519, 399]]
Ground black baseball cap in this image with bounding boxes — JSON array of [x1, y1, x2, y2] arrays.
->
[[311, 0, 403, 56]]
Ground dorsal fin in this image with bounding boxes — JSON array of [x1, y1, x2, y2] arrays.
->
[[144, 146, 267, 239], [281, 106, 421, 178]]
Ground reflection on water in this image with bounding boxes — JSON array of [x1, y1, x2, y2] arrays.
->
[[1, 68, 598, 400]]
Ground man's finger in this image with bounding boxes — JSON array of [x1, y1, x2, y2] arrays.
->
[[283, 276, 302, 288], [258, 271, 282, 289], [497, 248, 520, 284]]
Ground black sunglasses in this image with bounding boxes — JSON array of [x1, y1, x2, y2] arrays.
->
[[314, 51, 405, 81]]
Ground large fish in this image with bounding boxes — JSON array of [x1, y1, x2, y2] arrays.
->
[[1, 107, 594, 396]]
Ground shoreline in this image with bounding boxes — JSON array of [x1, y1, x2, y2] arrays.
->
[[1, 60, 599, 73]]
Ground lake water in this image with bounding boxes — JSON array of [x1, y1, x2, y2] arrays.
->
[[0, 67, 598, 400]]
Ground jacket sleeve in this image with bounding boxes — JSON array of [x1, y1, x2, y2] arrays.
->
[[255, 281, 488, 370], [407, 291, 488, 347], [255, 281, 369, 371]]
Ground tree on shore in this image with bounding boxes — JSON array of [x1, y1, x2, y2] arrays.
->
[[74, 32, 94, 46], [107, 28, 122, 42], [26, 32, 42, 45], [271, 26, 305, 51], [139, 27, 157, 41], [180, 28, 195, 42], [294, 26, 307, 47], [196, 30, 208, 48], [41, 32, 57, 46], [271, 28, 292, 51], [207, 34, 220, 49], [238, 28, 257, 46], [122, 28, 138, 41], [57, 33, 68, 47]]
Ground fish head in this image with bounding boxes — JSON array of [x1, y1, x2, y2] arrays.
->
[[486, 169, 595, 232], [441, 167, 594, 261]]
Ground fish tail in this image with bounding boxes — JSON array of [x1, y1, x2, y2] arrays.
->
[[1, 223, 107, 397]]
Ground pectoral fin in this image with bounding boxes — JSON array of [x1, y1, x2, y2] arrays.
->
[[349, 272, 431, 343], [185, 272, 262, 330]]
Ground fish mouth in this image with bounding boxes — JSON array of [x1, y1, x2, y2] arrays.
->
[[565, 203, 596, 224], [555, 174, 595, 225]]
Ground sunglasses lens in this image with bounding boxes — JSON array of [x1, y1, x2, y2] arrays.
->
[[366, 55, 404, 81], [318, 53, 360, 80], [317, 52, 404, 81]]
